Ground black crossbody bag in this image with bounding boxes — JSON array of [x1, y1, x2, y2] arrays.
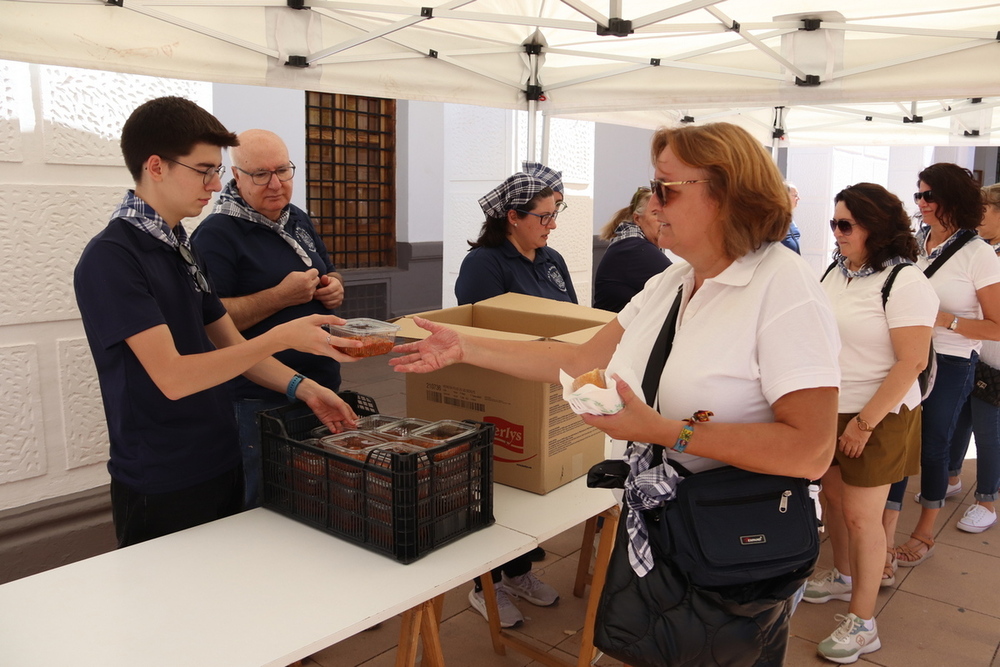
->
[[590, 287, 820, 588]]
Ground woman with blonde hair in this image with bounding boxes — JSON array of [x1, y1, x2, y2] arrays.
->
[[594, 186, 672, 312], [392, 122, 840, 666]]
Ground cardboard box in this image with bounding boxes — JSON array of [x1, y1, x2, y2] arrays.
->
[[396, 293, 616, 494]]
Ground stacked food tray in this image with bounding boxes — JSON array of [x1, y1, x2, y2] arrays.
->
[[259, 395, 495, 563]]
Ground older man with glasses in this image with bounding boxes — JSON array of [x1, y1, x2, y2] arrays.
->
[[192, 129, 346, 509]]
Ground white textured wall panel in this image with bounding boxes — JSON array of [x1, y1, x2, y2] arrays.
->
[[0, 185, 123, 326], [58, 338, 108, 470], [0, 345, 46, 483], [0, 61, 26, 163], [40, 65, 211, 166]]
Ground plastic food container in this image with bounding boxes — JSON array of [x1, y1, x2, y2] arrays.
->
[[318, 432, 388, 460], [411, 420, 478, 442], [326, 318, 400, 358], [356, 414, 402, 431], [376, 418, 431, 439]]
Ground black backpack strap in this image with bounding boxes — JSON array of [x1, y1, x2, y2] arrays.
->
[[821, 261, 837, 282], [880, 264, 911, 310], [924, 229, 977, 279]]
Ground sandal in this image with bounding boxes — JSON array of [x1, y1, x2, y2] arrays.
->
[[881, 550, 897, 587], [895, 533, 935, 567]]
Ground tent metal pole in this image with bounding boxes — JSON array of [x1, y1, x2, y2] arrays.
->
[[541, 113, 551, 165], [528, 100, 537, 162]]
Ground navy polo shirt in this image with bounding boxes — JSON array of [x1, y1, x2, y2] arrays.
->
[[74, 218, 240, 495], [191, 204, 341, 400], [455, 240, 577, 305], [594, 237, 672, 312]]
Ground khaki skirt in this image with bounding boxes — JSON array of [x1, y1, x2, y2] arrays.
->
[[832, 405, 921, 487]]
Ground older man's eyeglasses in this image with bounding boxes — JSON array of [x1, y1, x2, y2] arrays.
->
[[163, 157, 226, 186], [516, 209, 560, 227], [649, 178, 711, 204], [178, 244, 212, 293], [235, 162, 296, 186], [829, 219, 858, 235]]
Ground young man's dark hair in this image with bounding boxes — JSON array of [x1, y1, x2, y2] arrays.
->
[[120, 96, 238, 181]]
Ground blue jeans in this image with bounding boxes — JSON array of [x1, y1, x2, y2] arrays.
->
[[235, 397, 288, 509], [887, 352, 977, 510], [949, 394, 1000, 502]]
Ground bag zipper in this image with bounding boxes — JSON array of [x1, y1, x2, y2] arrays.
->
[[695, 489, 793, 513]]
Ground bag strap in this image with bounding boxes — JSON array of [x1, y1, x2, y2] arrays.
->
[[640, 286, 684, 408], [820, 260, 837, 282], [924, 229, 976, 279], [879, 263, 910, 310]]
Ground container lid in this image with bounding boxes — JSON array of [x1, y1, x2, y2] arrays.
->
[[411, 420, 477, 442], [318, 431, 389, 451], [376, 418, 431, 438], [356, 414, 402, 431], [327, 318, 401, 337]]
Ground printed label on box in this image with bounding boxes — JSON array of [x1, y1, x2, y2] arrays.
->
[[484, 416, 530, 462]]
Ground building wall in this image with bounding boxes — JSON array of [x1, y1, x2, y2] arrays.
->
[[0, 60, 212, 514]]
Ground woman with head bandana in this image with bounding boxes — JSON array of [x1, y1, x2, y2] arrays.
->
[[455, 171, 576, 305]]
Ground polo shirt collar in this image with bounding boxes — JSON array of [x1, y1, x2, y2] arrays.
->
[[502, 238, 550, 264], [700, 243, 774, 289]]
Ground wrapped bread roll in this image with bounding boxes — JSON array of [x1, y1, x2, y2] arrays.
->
[[572, 368, 606, 392]]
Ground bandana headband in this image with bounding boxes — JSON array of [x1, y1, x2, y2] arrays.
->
[[478, 173, 547, 218], [522, 161, 564, 193]]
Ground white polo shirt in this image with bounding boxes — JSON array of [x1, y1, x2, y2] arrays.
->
[[918, 237, 1000, 358], [822, 265, 939, 413], [609, 243, 841, 472]]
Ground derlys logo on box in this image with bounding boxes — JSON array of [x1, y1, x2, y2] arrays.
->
[[484, 416, 535, 463]]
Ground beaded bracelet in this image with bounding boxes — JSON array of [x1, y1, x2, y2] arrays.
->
[[671, 409, 714, 454], [285, 373, 306, 401]]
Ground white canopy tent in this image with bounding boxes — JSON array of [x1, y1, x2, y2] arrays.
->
[[1, 0, 998, 146]]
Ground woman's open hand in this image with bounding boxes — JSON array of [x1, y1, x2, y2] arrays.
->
[[390, 317, 464, 373]]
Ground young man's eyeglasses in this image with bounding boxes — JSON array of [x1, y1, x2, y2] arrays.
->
[[178, 244, 212, 293], [516, 209, 560, 227], [914, 190, 935, 203], [829, 219, 858, 235], [649, 178, 711, 203], [235, 162, 296, 186], [163, 157, 226, 186]]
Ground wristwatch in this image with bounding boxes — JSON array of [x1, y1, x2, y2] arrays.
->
[[948, 316, 959, 331], [855, 415, 875, 432]]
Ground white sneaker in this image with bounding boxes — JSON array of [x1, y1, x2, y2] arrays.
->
[[501, 571, 560, 606], [817, 613, 881, 664], [468, 584, 523, 628], [914, 480, 962, 503], [803, 568, 852, 604], [957, 504, 998, 533]]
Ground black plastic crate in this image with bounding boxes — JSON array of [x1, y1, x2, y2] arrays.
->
[[259, 399, 494, 563]]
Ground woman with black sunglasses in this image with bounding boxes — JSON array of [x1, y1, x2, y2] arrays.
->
[[810, 183, 938, 662], [885, 164, 1000, 568]]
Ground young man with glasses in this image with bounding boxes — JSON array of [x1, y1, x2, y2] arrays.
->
[[74, 98, 360, 547], [192, 129, 346, 509]]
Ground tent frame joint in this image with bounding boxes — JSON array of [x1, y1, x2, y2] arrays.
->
[[903, 115, 924, 123], [795, 75, 821, 86], [285, 55, 309, 68], [525, 84, 545, 102], [800, 18, 822, 31], [106, 0, 122, 6], [596, 18, 634, 38]]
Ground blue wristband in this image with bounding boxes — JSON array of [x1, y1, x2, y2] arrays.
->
[[286, 373, 306, 401]]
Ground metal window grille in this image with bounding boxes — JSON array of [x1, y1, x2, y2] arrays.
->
[[306, 92, 396, 269], [339, 281, 390, 321]]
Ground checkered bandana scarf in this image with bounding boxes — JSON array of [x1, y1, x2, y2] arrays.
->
[[478, 173, 547, 219], [609, 221, 648, 246], [917, 225, 966, 263], [213, 180, 312, 267], [522, 161, 563, 193], [622, 441, 682, 577], [111, 190, 205, 291]]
